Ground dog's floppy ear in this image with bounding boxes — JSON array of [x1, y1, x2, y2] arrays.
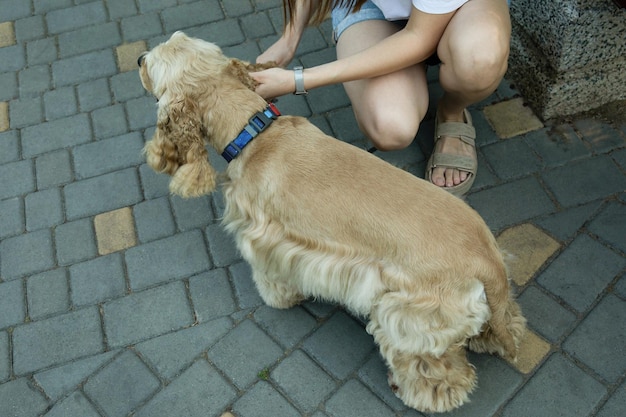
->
[[143, 96, 217, 198], [226, 58, 278, 91]]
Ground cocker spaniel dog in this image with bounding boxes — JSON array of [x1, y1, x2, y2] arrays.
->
[[138, 32, 526, 413]]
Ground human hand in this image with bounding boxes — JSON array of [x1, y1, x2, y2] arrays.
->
[[257, 36, 296, 68], [250, 67, 296, 100]]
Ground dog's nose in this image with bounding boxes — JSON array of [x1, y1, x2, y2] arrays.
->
[[137, 52, 147, 67]]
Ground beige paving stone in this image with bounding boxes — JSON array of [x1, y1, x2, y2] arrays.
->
[[0, 21, 16, 48], [116, 41, 147, 73], [94, 207, 137, 255], [506, 329, 551, 374], [0, 102, 8, 132], [483, 97, 544, 139], [497, 223, 561, 286]]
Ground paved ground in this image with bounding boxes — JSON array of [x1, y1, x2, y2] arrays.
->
[[0, 1, 625, 417]]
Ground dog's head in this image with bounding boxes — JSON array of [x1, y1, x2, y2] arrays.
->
[[137, 31, 276, 197]]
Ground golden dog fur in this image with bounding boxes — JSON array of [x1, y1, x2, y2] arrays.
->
[[138, 32, 526, 413]]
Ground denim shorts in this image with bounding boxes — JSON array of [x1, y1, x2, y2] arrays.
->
[[331, 1, 441, 64], [331, 1, 386, 42]]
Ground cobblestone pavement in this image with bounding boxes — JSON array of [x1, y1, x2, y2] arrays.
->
[[1, 1, 625, 417]]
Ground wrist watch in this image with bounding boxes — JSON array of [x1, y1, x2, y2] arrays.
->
[[293, 66, 307, 95]]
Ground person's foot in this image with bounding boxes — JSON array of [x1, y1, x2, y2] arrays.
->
[[426, 109, 477, 196]]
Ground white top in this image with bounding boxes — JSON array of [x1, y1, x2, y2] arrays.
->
[[371, 0, 470, 19]]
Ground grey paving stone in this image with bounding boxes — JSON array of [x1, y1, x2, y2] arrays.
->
[[64, 168, 142, 220], [21, 113, 91, 157], [535, 200, 603, 242], [467, 176, 556, 232], [58, 22, 121, 58], [103, 281, 194, 348], [517, 285, 576, 342], [502, 354, 606, 417], [564, 295, 625, 383], [596, 380, 625, 417], [221, 0, 254, 17], [25, 187, 64, 231], [46, 1, 107, 34], [482, 136, 543, 180], [43, 86, 78, 121], [170, 195, 214, 231], [0, 228, 54, 281], [90, 104, 129, 139], [139, 163, 171, 199], [12, 307, 104, 375], [326, 379, 395, 417], [54, 218, 97, 266], [84, 350, 159, 417], [73, 132, 143, 179], [77, 78, 111, 112], [52, 50, 117, 87], [0, 130, 20, 164], [133, 197, 176, 243], [69, 253, 126, 307], [233, 380, 301, 417], [36, 149, 73, 189], [241, 11, 275, 39], [18, 65, 51, 98], [0, 45, 26, 73], [120, 12, 163, 42], [358, 354, 406, 411], [208, 319, 283, 389], [33, 0, 74, 14], [26, 38, 58, 66], [542, 156, 626, 207], [0, 279, 25, 330], [44, 390, 101, 417], [229, 261, 264, 309], [303, 311, 375, 380], [613, 148, 626, 171], [537, 234, 626, 312], [34, 350, 118, 401], [186, 18, 245, 47], [135, 359, 236, 417], [135, 317, 232, 380], [125, 230, 210, 290], [0, 72, 17, 101], [111, 70, 147, 102], [0, 331, 8, 382], [9, 96, 43, 129], [106, 0, 138, 19], [574, 118, 625, 153], [125, 95, 157, 131], [525, 125, 590, 168], [188, 269, 238, 322], [254, 305, 317, 349], [588, 201, 626, 253], [0, 197, 24, 239], [0, 378, 48, 417], [206, 222, 241, 268], [137, 0, 176, 13], [272, 349, 336, 413], [27, 268, 70, 320], [161, 0, 224, 33]]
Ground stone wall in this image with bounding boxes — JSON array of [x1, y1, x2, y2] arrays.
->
[[507, 0, 626, 120]]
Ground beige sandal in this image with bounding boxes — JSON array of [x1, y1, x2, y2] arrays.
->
[[425, 109, 477, 197]]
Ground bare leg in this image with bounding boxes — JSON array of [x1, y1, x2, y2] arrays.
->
[[431, 0, 511, 187], [336, 20, 429, 151]]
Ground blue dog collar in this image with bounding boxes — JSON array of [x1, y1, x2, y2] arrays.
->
[[221, 103, 281, 163]]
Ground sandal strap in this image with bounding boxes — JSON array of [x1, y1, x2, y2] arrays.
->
[[436, 122, 476, 146], [429, 153, 476, 174]]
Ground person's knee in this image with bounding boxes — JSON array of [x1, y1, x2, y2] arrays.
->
[[359, 112, 421, 151]]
